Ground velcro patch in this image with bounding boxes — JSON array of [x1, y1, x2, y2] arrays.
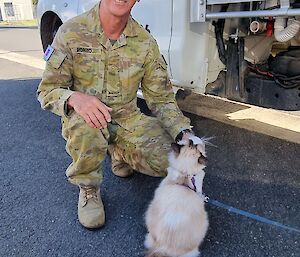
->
[[43, 45, 55, 61], [76, 47, 100, 54], [77, 47, 93, 53]]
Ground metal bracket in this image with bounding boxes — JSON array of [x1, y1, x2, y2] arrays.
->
[[190, 0, 206, 23], [280, 0, 290, 9], [207, 0, 264, 4], [191, 0, 300, 21]]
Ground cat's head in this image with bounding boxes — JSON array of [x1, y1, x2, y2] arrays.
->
[[168, 136, 207, 177]]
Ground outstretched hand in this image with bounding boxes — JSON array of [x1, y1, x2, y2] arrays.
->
[[67, 92, 112, 129], [175, 129, 194, 144]]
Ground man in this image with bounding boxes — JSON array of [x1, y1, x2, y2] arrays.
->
[[37, 0, 192, 229]]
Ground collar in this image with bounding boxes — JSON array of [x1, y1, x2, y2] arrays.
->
[[178, 175, 197, 192], [86, 3, 103, 35], [123, 16, 138, 37]]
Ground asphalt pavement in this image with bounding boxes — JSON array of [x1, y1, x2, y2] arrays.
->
[[0, 28, 299, 257], [0, 78, 299, 257]]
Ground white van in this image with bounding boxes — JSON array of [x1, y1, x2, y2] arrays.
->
[[37, 0, 300, 143]]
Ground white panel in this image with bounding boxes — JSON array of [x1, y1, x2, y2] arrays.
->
[[57, 0, 79, 22], [132, 0, 172, 76], [170, 0, 224, 91], [78, 0, 98, 14], [37, 0, 79, 23]]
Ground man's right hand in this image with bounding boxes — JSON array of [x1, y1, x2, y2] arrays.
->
[[67, 92, 112, 129]]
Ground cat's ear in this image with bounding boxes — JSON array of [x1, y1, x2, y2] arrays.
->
[[171, 143, 182, 155]]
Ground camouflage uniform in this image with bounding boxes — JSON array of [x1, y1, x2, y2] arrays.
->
[[37, 3, 191, 186]]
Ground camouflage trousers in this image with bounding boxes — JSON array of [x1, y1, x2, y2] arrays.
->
[[61, 112, 172, 186]]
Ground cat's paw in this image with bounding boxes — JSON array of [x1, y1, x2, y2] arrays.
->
[[144, 233, 154, 249], [181, 248, 200, 257]]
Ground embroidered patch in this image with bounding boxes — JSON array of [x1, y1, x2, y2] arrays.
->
[[43, 45, 55, 61], [77, 47, 93, 53]]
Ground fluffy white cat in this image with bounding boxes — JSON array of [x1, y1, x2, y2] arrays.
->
[[144, 136, 209, 257]]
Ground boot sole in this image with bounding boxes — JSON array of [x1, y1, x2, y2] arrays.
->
[[79, 222, 105, 230]]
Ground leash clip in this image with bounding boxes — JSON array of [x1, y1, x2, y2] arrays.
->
[[204, 195, 210, 203]]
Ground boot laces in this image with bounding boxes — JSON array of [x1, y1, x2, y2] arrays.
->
[[81, 186, 98, 206]]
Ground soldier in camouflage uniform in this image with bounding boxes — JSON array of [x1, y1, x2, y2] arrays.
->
[[37, 0, 192, 229]]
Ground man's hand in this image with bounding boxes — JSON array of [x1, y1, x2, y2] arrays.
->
[[175, 129, 205, 146], [67, 92, 112, 129], [175, 129, 194, 143]]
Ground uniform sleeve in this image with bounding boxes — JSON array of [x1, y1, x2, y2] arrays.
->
[[141, 38, 191, 140], [36, 26, 74, 117]]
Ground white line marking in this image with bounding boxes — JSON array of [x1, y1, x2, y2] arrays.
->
[[0, 49, 45, 70]]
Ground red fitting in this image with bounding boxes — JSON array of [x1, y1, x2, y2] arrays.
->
[[266, 17, 274, 37]]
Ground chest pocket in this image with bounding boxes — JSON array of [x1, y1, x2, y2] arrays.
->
[[73, 48, 103, 95], [105, 54, 123, 104], [119, 57, 144, 101]]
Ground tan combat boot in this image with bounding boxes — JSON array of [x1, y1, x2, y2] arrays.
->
[[108, 145, 134, 178], [78, 185, 105, 229]]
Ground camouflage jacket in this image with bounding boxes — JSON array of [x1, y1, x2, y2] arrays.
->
[[37, 3, 191, 139]]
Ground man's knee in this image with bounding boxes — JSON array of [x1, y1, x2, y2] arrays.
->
[[63, 113, 109, 145], [125, 142, 170, 177], [145, 147, 169, 176], [62, 113, 109, 160], [61, 113, 109, 185]]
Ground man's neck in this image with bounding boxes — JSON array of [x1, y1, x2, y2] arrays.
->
[[99, 6, 129, 40]]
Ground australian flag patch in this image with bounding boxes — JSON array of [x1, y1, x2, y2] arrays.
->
[[43, 45, 55, 61]]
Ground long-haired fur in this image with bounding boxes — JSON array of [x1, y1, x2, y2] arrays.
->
[[144, 137, 209, 257]]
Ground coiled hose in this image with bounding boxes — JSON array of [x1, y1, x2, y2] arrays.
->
[[274, 18, 300, 42]]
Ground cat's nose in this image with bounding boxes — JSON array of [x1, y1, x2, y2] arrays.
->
[[198, 156, 207, 165]]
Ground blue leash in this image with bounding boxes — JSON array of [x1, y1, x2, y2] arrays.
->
[[206, 198, 300, 234]]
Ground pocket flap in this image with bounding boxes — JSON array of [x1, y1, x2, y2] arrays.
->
[[157, 55, 167, 70], [48, 50, 67, 69]]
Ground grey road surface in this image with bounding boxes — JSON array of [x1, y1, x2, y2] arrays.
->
[[0, 28, 43, 80], [0, 28, 299, 257]]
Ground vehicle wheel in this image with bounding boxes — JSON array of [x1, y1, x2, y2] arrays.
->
[[137, 98, 153, 117], [41, 14, 62, 52]]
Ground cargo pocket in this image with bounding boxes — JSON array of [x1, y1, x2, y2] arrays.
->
[[156, 55, 171, 90], [73, 50, 101, 93], [155, 55, 168, 79], [106, 64, 122, 103], [157, 54, 167, 71]]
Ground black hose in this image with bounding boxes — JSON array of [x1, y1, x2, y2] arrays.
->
[[273, 73, 300, 89], [213, 19, 227, 65], [212, 5, 229, 65]]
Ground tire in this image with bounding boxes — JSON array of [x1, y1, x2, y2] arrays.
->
[[41, 14, 62, 52]]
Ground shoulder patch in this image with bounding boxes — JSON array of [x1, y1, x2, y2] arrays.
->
[[47, 49, 67, 69], [43, 45, 55, 61], [161, 54, 168, 66], [157, 54, 167, 70]]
